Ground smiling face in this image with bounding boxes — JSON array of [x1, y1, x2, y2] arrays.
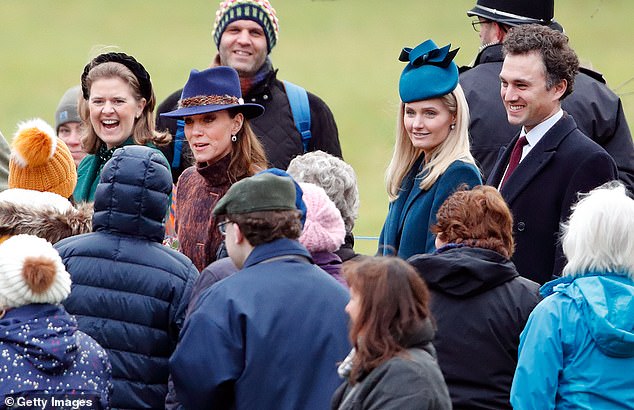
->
[[500, 51, 565, 132], [183, 110, 244, 165], [218, 20, 268, 77], [403, 98, 455, 157], [57, 121, 86, 166], [88, 77, 146, 149]]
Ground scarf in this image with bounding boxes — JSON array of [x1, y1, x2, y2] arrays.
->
[[212, 54, 273, 96]]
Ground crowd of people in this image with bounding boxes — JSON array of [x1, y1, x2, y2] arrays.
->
[[1, 0, 633, 409]]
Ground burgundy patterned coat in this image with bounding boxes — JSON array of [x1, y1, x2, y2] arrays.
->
[[176, 155, 233, 271]]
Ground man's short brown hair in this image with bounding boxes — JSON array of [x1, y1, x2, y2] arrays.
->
[[228, 210, 302, 246]]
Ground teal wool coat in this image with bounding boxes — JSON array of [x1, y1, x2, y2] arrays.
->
[[379, 158, 481, 260]]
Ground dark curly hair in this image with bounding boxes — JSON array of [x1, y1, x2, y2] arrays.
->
[[503, 24, 579, 100]]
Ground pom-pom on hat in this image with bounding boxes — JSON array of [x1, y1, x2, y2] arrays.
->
[[213, 0, 279, 52], [298, 183, 345, 253], [398, 39, 460, 103], [161, 66, 264, 119], [9, 118, 77, 198], [0, 234, 71, 309]]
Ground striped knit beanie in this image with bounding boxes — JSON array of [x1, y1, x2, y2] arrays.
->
[[9, 118, 77, 199], [212, 0, 279, 52]]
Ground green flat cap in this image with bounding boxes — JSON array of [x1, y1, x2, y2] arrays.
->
[[213, 173, 297, 216]]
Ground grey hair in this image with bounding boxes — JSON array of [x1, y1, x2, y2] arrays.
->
[[561, 181, 634, 279], [287, 151, 359, 232]]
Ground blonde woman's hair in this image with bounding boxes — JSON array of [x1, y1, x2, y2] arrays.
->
[[79, 61, 170, 154], [385, 84, 476, 201]]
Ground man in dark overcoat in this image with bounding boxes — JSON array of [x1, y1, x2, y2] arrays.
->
[[460, 0, 634, 191], [487, 24, 617, 284]]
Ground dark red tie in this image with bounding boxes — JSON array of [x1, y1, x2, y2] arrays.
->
[[501, 135, 528, 187]]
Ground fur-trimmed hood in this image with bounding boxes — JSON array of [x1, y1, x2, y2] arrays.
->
[[0, 188, 92, 244]]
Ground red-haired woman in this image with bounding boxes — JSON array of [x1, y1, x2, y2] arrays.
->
[[408, 185, 541, 409], [331, 256, 451, 410]]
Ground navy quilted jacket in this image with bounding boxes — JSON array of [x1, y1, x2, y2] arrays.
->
[[55, 146, 198, 409]]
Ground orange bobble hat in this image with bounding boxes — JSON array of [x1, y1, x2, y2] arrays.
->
[[9, 118, 77, 199]]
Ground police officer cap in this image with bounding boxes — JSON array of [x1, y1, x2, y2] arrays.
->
[[467, 0, 554, 27]]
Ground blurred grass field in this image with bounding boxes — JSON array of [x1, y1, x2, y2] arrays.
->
[[1, 0, 632, 255]]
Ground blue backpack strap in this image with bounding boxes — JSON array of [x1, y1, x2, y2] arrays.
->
[[283, 80, 312, 153], [172, 119, 185, 169]]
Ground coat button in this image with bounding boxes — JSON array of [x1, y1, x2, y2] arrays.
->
[[251, 98, 256, 102], [517, 222, 526, 232], [263, 94, 269, 100]]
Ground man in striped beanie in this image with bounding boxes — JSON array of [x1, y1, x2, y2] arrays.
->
[[156, 0, 342, 183]]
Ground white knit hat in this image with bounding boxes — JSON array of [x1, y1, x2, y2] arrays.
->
[[298, 182, 345, 253], [0, 234, 71, 309]]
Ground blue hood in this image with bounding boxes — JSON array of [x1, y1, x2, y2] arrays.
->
[[92, 146, 172, 242], [546, 274, 634, 358], [1, 304, 78, 373]]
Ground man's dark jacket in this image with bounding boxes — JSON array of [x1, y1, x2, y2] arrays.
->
[[170, 238, 350, 410], [460, 43, 634, 191], [55, 146, 198, 409], [486, 114, 617, 284], [157, 68, 342, 182], [409, 246, 541, 410]]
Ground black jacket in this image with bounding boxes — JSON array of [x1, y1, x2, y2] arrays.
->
[[487, 114, 617, 283], [56, 146, 198, 409], [408, 246, 541, 410], [331, 318, 451, 410], [156, 67, 342, 182], [460, 43, 634, 191]]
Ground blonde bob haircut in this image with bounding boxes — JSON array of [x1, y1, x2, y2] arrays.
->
[[79, 61, 170, 154], [561, 182, 634, 280], [385, 84, 475, 201]]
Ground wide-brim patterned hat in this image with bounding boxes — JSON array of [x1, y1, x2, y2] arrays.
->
[[161, 66, 264, 119]]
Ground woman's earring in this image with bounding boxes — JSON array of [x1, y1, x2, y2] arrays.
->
[[231, 134, 237, 142], [450, 124, 456, 130]]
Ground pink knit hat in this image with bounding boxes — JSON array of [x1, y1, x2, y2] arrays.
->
[[299, 183, 345, 253]]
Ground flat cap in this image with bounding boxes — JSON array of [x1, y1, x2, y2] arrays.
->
[[213, 172, 297, 216]]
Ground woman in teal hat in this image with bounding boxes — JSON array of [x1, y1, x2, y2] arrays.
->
[[378, 39, 482, 260], [74, 52, 170, 202]]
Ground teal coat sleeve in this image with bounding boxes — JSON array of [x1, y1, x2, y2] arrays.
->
[[510, 296, 564, 410], [379, 160, 481, 260]]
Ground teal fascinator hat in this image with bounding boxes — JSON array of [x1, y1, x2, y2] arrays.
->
[[398, 40, 460, 103]]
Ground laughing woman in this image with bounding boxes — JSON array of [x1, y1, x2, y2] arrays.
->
[[161, 66, 267, 271], [74, 52, 170, 202], [379, 39, 481, 259]]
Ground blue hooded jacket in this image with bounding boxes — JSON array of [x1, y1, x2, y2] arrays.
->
[[56, 146, 198, 409], [511, 273, 634, 409], [0, 304, 111, 408]]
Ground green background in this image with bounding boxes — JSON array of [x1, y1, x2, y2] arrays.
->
[[1, 0, 632, 254]]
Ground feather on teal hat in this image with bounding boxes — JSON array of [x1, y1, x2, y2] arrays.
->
[[398, 40, 460, 103]]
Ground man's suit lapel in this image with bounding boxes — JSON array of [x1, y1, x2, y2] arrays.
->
[[500, 114, 576, 204]]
